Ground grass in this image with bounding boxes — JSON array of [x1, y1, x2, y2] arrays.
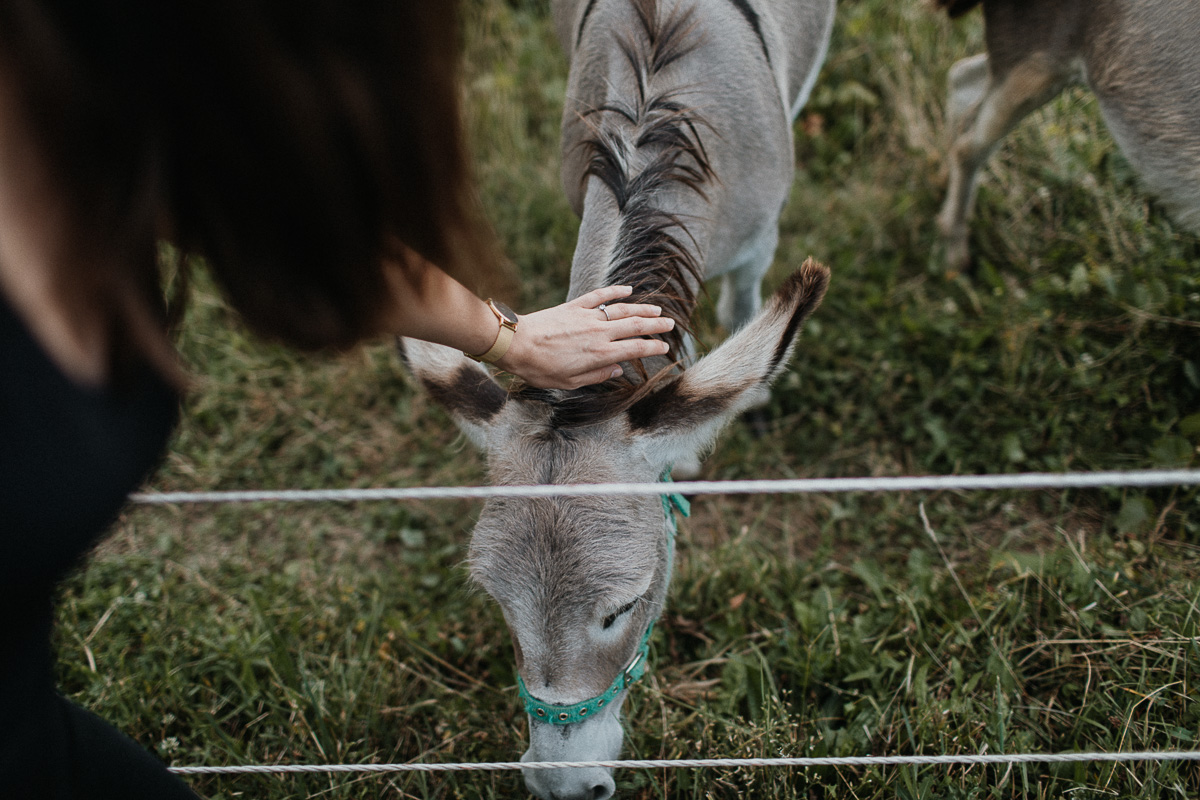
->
[[57, 0, 1200, 797]]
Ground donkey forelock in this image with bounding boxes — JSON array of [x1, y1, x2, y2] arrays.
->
[[466, 408, 660, 586], [469, 496, 661, 614]]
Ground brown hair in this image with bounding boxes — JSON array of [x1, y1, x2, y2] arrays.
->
[[0, 0, 504, 376]]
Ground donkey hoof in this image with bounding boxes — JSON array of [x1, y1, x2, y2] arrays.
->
[[935, 231, 973, 277]]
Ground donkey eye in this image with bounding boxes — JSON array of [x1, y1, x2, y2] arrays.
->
[[602, 598, 640, 630]]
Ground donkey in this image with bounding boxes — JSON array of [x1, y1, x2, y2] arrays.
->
[[935, 0, 1200, 273], [402, 1, 833, 798]]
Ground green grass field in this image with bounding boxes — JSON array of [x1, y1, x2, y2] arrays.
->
[[60, 1, 1200, 797]]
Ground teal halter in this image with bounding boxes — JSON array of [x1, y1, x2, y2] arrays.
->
[[516, 472, 690, 725]]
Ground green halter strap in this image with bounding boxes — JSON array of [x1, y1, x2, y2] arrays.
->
[[516, 470, 689, 725]]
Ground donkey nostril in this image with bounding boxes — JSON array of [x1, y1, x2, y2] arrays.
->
[[591, 782, 614, 800]]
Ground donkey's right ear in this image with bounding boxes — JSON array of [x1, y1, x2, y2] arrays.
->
[[625, 259, 829, 467], [397, 338, 508, 449]]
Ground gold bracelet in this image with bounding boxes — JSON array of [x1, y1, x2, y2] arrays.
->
[[465, 299, 519, 364]]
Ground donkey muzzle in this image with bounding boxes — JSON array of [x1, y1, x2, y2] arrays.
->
[[522, 707, 622, 800]]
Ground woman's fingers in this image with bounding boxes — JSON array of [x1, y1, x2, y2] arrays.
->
[[596, 301, 663, 321], [567, 364, 626, 388], [573, 285, 672, 331], [603, 334, 670, 362], [603, 314, 675, 340], [572, 285, 635, 309]]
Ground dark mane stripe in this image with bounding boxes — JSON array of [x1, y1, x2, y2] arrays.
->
[[727, 0, 772, 66], [576, 0, 601, 47], [580, 0, 771, 64], [576, 0, 711, 364]]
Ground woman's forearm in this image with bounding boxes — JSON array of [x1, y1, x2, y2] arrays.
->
[[380, 256, 503, 355]]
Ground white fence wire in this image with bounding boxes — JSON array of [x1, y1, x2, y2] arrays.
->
[[168, 750, 1200, 775], [132, 468, 1200, 505]]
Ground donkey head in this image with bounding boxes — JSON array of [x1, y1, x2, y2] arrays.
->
[[400, 259, 828, 800]]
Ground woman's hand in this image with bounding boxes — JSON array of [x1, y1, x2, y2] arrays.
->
[[380, 256, 674, 390], [494, 286, 674, 389]]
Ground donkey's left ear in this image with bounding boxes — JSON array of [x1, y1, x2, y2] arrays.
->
[[397, 337, 508, 449], [627, 258, 829, 464]]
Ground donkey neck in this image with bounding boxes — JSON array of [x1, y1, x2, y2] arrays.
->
[[563, 0, 717, 338]]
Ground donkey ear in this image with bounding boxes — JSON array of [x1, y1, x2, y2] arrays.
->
[[628, 258, 829, 464], [397, 337, 508, 449]]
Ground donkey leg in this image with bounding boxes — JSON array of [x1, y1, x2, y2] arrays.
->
[[716, 224, 779, 332], [713, 224, 784, 448], [946, 53, 990, 133], [716, 271, 762, 334], [936, 53, 1070, 273]]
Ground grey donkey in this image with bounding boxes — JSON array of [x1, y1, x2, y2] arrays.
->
[[936, 0, 1200, 273], [401, 0, 833, 798]]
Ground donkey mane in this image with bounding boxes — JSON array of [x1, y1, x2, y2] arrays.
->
[[512, 366, 675, 432], [576, 0, 713, 362]]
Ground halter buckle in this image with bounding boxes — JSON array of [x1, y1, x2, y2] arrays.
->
[[623, 649, 644, 686]]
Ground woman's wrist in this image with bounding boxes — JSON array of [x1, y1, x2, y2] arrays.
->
[[465, 299, 518, 364]]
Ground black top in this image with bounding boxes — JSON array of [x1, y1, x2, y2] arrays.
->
[[0, 292, 197, 799], [0, 293, 178, 593]]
